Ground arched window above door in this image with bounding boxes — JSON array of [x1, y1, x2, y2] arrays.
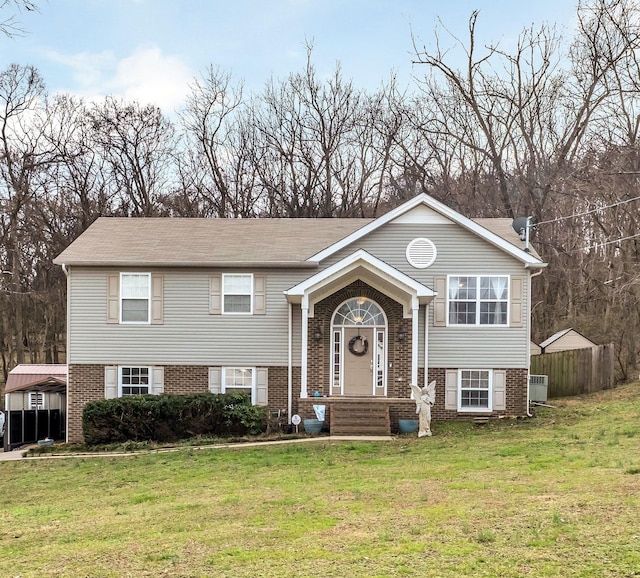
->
[[333, 297, 385, 326]]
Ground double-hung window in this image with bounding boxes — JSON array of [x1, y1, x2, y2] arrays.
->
[[448, 276, 508, 326], [222, 367, 255, 403], [120, 273, 151, 323], [459, 370, 491, 411], [223, 274, 253, 314], [120, 366, 150, 396]]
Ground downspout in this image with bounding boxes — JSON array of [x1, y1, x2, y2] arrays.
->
[[526, 268, 543, 417], [61, 263, 70, 441], [3, 392, 8, 451], [287, 302, 292, 424]]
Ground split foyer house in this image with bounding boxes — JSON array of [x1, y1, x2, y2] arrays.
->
[[54, 194, 546, 442]]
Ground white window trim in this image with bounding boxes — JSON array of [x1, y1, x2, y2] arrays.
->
[[222, 367, 256, 404], [28, 391, 45, 409], [118, 366, 152, 397], [120, 272, 151, 325], [446, 275, 510, 327], [458, 369, 493, 413], [222, 273, 254, 315]]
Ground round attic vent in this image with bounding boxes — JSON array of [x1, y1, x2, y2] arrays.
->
[[406, 238, 437, 269]]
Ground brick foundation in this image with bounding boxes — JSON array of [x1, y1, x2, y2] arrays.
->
[[68, 362, 528, 442]]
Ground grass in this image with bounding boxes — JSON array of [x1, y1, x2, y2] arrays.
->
[[2, 383, 640, 577]]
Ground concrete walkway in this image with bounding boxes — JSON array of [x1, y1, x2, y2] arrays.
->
[[0, 435, 395, 461], [0, 449, 29, 460]]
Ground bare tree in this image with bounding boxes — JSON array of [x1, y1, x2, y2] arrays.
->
[[0, 0, 37, 38], [177, 66, 258, 217], [88, 97, 176, 217]]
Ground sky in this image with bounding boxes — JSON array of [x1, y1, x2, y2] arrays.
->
[[1, 0, 579, 114]]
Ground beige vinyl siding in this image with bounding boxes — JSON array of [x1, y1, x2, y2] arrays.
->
[[68, 267, 305, 366], [68, 222, 531, 369], [324, 224, 531, 369]]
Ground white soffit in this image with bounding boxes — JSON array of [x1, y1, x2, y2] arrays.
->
[[391, 204, 453, 225]]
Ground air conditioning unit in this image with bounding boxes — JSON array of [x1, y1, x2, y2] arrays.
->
[[529, 374, 548, 402]]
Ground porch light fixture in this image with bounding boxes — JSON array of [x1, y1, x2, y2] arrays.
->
[[397, 325, 407, 341], [313, 323, 323, 341]]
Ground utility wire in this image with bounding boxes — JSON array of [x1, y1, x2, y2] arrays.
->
[[535, 194, 640, 226], [575, 232, 640, 253]]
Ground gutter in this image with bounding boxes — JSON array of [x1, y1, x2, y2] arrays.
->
[[52, 260, 319, 269]]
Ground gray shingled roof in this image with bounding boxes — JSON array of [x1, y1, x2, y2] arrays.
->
[[54, 217, 373, 267], [53, 215, 538, 267]]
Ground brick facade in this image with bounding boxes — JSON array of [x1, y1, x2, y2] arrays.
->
[[297, 368, 529, 432], [309, 280, 412, 398], [67, 364, 106, 443], [68, 363, 528, 441]]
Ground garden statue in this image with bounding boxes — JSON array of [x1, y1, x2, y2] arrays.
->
[[410, 381, 436, 437]]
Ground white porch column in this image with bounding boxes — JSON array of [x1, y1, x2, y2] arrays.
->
[[300, 297, 309, 398], [411, 296, 419, 385], [287, 302, 293, 421]]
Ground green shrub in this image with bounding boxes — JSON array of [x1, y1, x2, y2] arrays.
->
[[82, 393, 267, 445]]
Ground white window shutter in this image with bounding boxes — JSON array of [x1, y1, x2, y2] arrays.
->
[[433, 277, 447, 327], [151, 274, 164, 325], [209, 274, 222, 315], [151, 367, 164, 395], [254, 274, 266, 315], [445, 369, 458, 410], [208, 367, 221, 394], [493, 370, 506, 411], [105, 366, 118, 398], [107, 275, 119, 324], [256, 368, 268, 406], [510, 276, 524, 328]]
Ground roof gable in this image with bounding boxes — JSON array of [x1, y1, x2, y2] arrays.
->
[[308, 194, 546, 268], [390, 203, 453, 225], [539, 328, 597, 350]]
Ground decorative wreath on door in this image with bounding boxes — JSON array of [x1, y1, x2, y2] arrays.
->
[[348, 335, 369, 356]]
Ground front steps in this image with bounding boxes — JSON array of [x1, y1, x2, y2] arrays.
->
[[329, 400, 391, 436]]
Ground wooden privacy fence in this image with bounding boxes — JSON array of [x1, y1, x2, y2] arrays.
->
[[530, 344, 615, 398]]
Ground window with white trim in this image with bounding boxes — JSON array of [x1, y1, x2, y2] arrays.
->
[[29, 392, 45, 409], [120, 366, 151, 396], [120, 273, 151, 323], [222, 367, 255, 403], [223, 274, 253, 314], [448, 276, 508, 325], [459, 370, 491, 411]]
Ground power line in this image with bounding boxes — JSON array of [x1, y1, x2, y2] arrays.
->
[[536, 194, 640, 226], [569, 232, 640, 253]]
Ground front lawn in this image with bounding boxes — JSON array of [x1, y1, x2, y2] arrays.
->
[[1, 383, 639, 577]]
